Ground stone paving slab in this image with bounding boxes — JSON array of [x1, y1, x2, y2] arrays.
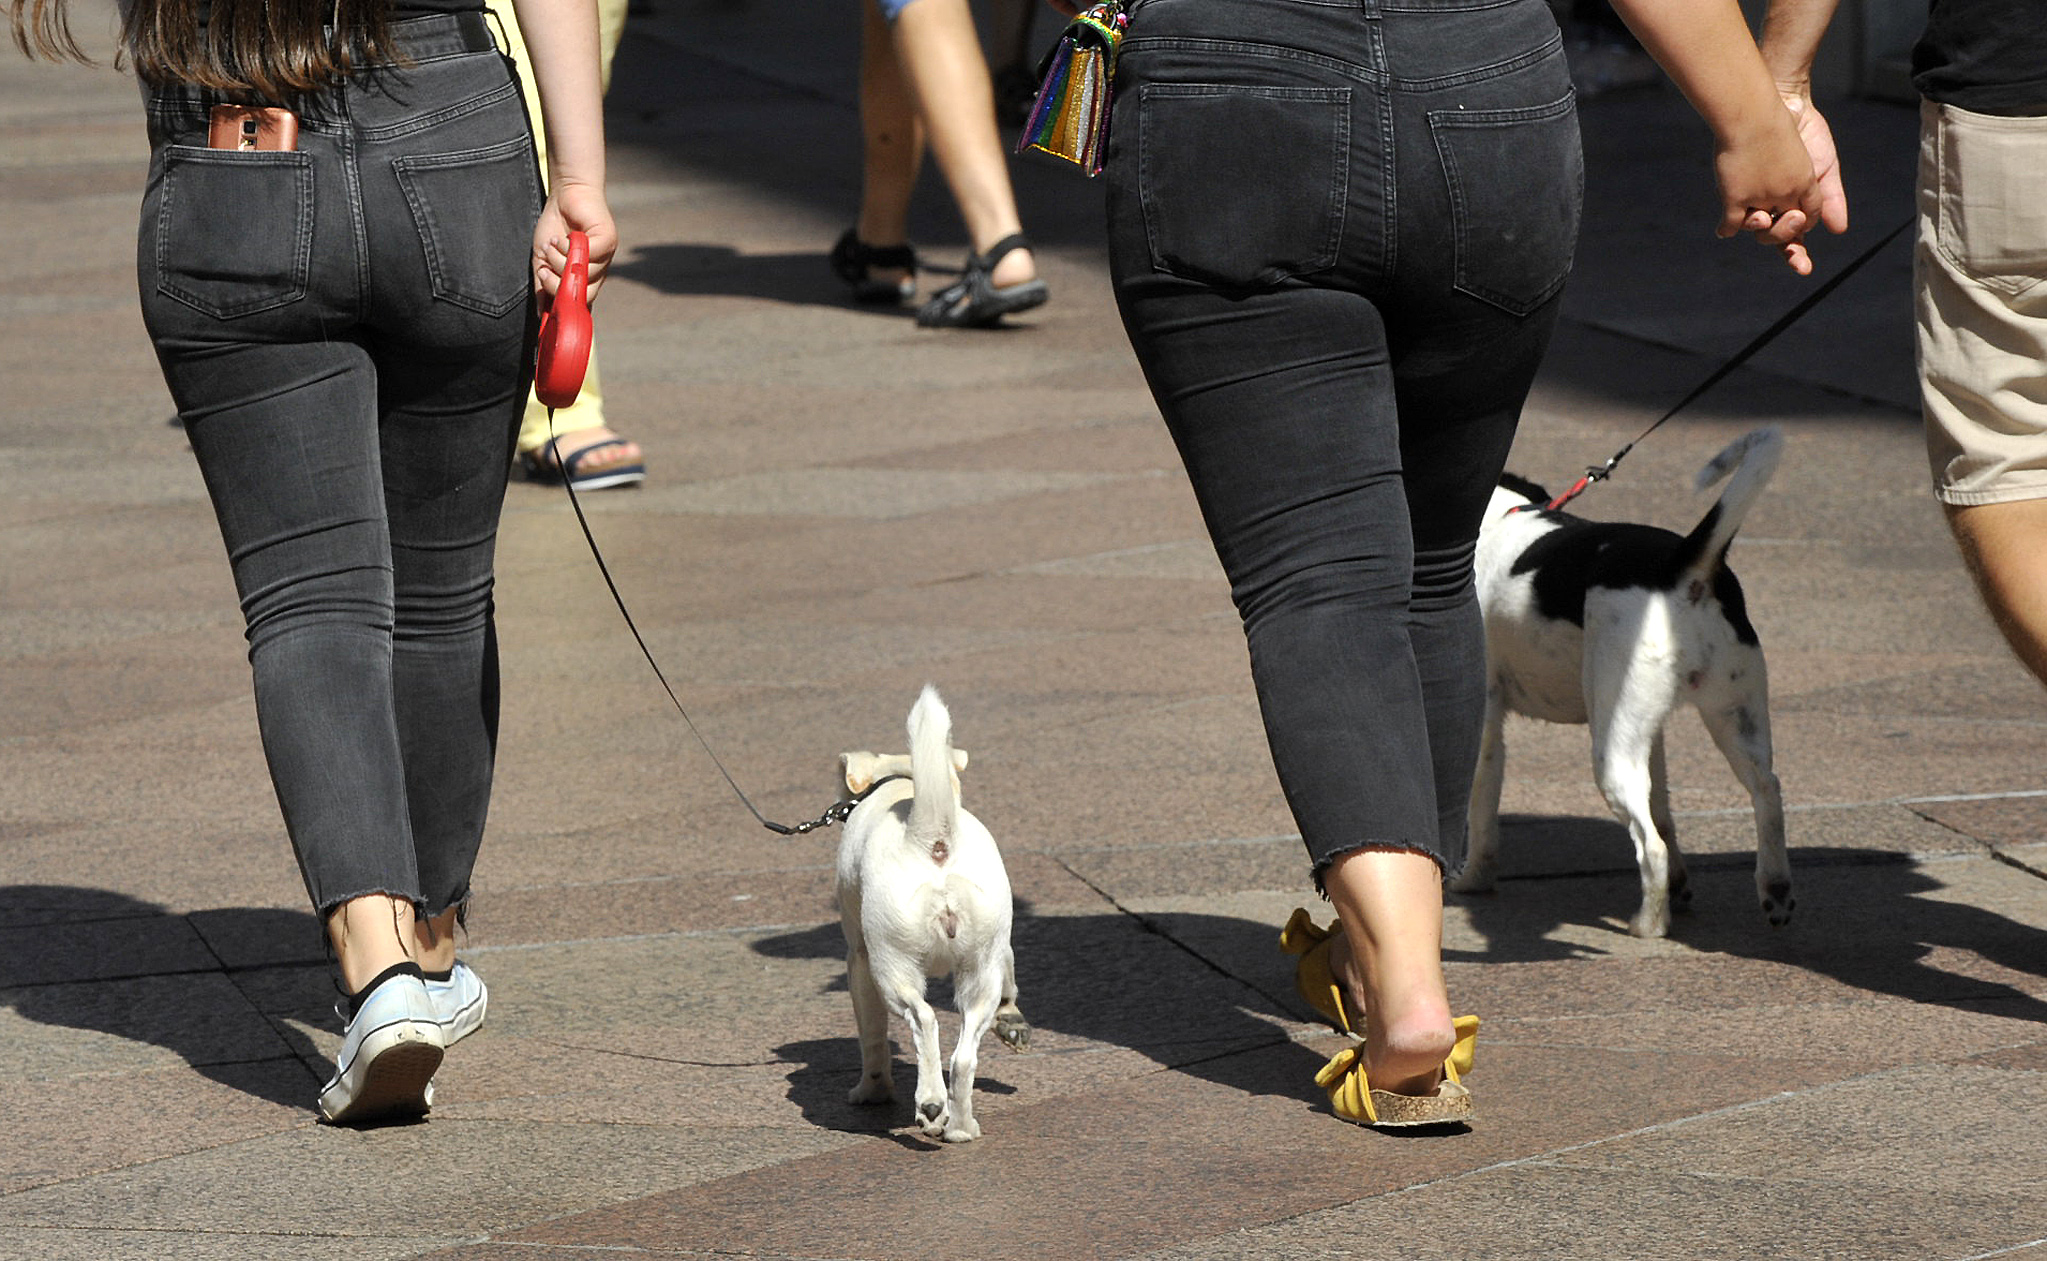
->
[[1132, 1164, 2041, 1261], [0, 1121, 850, 1236], [8, 1, 2047, 1258], [460, 1038, 1840, 1261], [0, 1230, 468, 1261]]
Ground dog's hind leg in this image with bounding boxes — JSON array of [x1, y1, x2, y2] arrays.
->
[[943, 964, 1006, 1143], [1596, 741, 1678, 938], [1649, 732, 1691, 912], [1699, 691, 1792, 926], [882, 980, 950, 1138], [845, 942, 895, 1105], [1588, 639, 1683, 938], [1452, 684, 1508, 894], [992, 943, 1030, 1052]]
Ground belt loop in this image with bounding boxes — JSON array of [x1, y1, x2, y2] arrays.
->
[[482, 6, 512, 56], [1357, 0, 1383, 19]]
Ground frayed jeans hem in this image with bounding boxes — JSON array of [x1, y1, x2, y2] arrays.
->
[[1310, 842, 1447, 896]]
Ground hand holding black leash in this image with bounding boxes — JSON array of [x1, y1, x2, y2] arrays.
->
[[1536, 215, 1913, 513], [535, 232, 839, 835]]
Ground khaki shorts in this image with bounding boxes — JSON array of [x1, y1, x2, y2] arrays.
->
[[1917, 99, 2047, 506]]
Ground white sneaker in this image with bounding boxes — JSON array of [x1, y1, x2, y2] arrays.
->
[[424, 960, 488, 1047], [318, 971, 444, 1124]]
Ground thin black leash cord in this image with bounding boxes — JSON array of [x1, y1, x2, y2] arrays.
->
[[543, 409, 844, 835], [1538, 213, 1914, 512]]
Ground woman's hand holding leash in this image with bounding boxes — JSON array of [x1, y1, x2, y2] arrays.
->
[[534, 181, 615, 301]]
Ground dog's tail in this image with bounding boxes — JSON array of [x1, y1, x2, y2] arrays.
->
[[1676, 426, 1783, 584], [906, 683, 957, 852]]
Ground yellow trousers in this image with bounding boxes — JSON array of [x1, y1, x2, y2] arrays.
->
[[488, 0, 630, 456]]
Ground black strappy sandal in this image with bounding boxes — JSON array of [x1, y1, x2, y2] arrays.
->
[[916, 233, 1049, 328], [830, 229, 918, 305]]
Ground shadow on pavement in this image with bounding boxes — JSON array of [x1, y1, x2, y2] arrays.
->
[[1450, 820, 2047, 1023], [0, 886, 331, 1109], [755, 821, 2047, 1135], [754, 898, 1371, 1137], [611, 241, 975, 311], [612, 242, 901, 311]]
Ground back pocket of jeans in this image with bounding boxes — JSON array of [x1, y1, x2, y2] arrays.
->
[[1137, 82, 1349, 289], [393, 136, 542, 318], [1429, 92, 1580, 315], [154, 147, 313, 319]]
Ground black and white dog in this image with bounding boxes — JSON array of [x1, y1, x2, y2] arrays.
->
[[1454, 427, 1791, 938]]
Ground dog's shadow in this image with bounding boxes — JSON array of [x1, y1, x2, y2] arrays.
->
[[1452, 815, 2047, 1023], [757, 818, 2047, 1138], [753, 897, 1333, 1139], [0, 885, 335, 1109]]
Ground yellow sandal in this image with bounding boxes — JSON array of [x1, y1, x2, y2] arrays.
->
[[1314, 1014, 1479, 1128], [1279, 908, 1353, 1033]]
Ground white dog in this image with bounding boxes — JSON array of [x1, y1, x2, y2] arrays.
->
[[1455, 428, 1792, 939], [836, 685, 1028, 1142]]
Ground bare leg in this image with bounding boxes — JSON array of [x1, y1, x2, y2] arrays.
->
[[1323, 849, 1455, 1097], [888, 0, 1037, 288], [857, 0, 923, 295], [327, 894, 418, 995], [1946, 499, 2047, 685], [411, 905, 460, 974]]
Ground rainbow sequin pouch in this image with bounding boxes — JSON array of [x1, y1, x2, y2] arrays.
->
[[1017, 1, 1128, 176]]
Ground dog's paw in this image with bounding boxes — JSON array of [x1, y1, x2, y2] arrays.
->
[[994, 1007, 1031, 1052], [1627, 905, 1672, 939], [848, 1074, 894, 1105], [916, 1099, 949, 1138], [942, 1117, 981, 1143], [1762, 879, 1795, 927]]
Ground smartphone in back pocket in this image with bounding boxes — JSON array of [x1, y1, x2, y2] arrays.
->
[[208, 105, 299, 152]]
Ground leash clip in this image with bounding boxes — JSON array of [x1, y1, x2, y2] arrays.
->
[[762, 774, 909, 836], [1543, 449, 1627, 513]]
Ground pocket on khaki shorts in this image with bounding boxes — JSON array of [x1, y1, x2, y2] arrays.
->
[[1934, 104, 2047, 298]]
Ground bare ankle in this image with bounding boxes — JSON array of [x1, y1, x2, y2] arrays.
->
[[1365, 1007, 1456, 1095], [327, 895, 418, 995], [988, 247, 1035, 289], [412, 907, 461, 974]]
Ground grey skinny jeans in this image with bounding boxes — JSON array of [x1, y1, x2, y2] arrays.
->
[[1105, 0, 1582, 882], [138, 12, 541, 916]]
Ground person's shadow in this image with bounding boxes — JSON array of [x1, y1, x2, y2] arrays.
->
[[1, 885, 336, 1110], [610, 242, 964, 315]]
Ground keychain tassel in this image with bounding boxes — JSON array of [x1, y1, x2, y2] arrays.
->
[[1018, 1, 1127, 176]]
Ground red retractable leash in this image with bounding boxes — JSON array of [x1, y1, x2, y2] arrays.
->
[[535, 231, 593, 410], [532, 232, 834, 835]]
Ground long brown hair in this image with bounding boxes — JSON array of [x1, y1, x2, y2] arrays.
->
[[11, 0, 401, 101]]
